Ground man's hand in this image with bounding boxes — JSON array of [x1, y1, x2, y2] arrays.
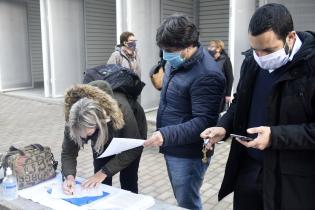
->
[[81, 170, 107, 189], [200, 127, 226, 150], [143, 131, 164, 147], [225, 96, 232, 104], [62, 175, 76, 195], [236, 126, 271, 150]]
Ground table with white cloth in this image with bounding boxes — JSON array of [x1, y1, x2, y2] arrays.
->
[[0, 174, 186, 210]]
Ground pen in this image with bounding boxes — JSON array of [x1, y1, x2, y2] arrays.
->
[[67, 184, 74, 195]]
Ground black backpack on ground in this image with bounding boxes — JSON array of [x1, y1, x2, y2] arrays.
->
[[83, 64, 145, 99]]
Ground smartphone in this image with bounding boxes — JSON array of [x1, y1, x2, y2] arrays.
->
[[230, 134, 254, 142]]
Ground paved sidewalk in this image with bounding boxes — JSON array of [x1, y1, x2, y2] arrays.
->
[[0, 93, 233, 210]]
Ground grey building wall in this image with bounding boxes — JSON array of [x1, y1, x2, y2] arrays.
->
[[256, 0, 260, 8], [199, 0, 230, 51], [84, 0, 116, 68], [161, 0, 194, 22], [159, 0, 231, 52], [265, 0, 315, 31], [160, 0, 230, 51]]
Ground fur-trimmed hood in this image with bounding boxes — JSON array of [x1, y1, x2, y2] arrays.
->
[[64, 84, 124, 130]]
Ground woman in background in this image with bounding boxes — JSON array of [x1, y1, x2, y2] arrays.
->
[[107, 31, 141, 77], [208, 40, 234, 112]]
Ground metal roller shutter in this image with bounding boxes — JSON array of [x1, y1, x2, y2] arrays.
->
[[161, 0, 194, 22], [27, 0, 43, 83], [199, 0, 230, 53], [85, 0, 116, 68], [266, 0, 315, 31]]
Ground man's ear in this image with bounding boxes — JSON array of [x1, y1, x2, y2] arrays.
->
[[179, 48, 186, 59], [287, 31, 296, 50], [287, 31, 296, 39]]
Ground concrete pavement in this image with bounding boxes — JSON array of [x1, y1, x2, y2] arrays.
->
[[0, 93, 233, 210]]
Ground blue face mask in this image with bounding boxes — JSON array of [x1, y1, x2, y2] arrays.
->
[[163, 50, 185, 69], [127, 41, 136, 50]]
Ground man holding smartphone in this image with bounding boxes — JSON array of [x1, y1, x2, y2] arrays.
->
[[201, 3, 315, 210]]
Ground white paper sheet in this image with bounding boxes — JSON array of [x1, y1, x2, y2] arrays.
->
[[97, 138, 144, 159], [49, 180, 103, 199]]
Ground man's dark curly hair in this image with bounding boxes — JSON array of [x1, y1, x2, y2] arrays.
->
[[156, 14, 199, 49]]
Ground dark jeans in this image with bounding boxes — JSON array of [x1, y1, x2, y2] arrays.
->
[[234, 157, 263, 210], [93, 155, 141, 193]]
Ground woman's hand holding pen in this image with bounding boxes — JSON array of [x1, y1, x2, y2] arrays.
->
[[62, 175, 76, 195]]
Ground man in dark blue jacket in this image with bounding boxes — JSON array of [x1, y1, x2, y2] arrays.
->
[[201, 3, 315, 210], [144, 15, 225, 210]]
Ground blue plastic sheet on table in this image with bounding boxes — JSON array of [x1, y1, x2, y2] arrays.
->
[[61, 191, 110, 206]]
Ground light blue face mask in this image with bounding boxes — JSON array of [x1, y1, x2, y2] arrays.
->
[[163, 50, 185, 69]]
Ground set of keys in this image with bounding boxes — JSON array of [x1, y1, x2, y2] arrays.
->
[[202, 139, 209, 164]]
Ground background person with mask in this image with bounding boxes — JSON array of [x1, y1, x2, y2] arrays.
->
[[201, 3, 315, 210], [208, 40, 234, 112], [144, 15, 225, 210], [107, 31, 141, 77]]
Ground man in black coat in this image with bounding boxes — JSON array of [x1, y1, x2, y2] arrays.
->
[[201, 3, 315, 210]]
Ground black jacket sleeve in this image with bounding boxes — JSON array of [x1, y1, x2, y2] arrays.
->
[[61, 126, 79, 178], [271, 123, 315, 150], [223, 56, 234, 96], [101, 93, 144, 177]]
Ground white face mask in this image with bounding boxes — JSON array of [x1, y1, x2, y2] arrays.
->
[[253, 46, 290, 71]]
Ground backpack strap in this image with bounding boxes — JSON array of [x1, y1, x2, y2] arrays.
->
[[29, 144, 45, 151], [8, 145, 25, 156]]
